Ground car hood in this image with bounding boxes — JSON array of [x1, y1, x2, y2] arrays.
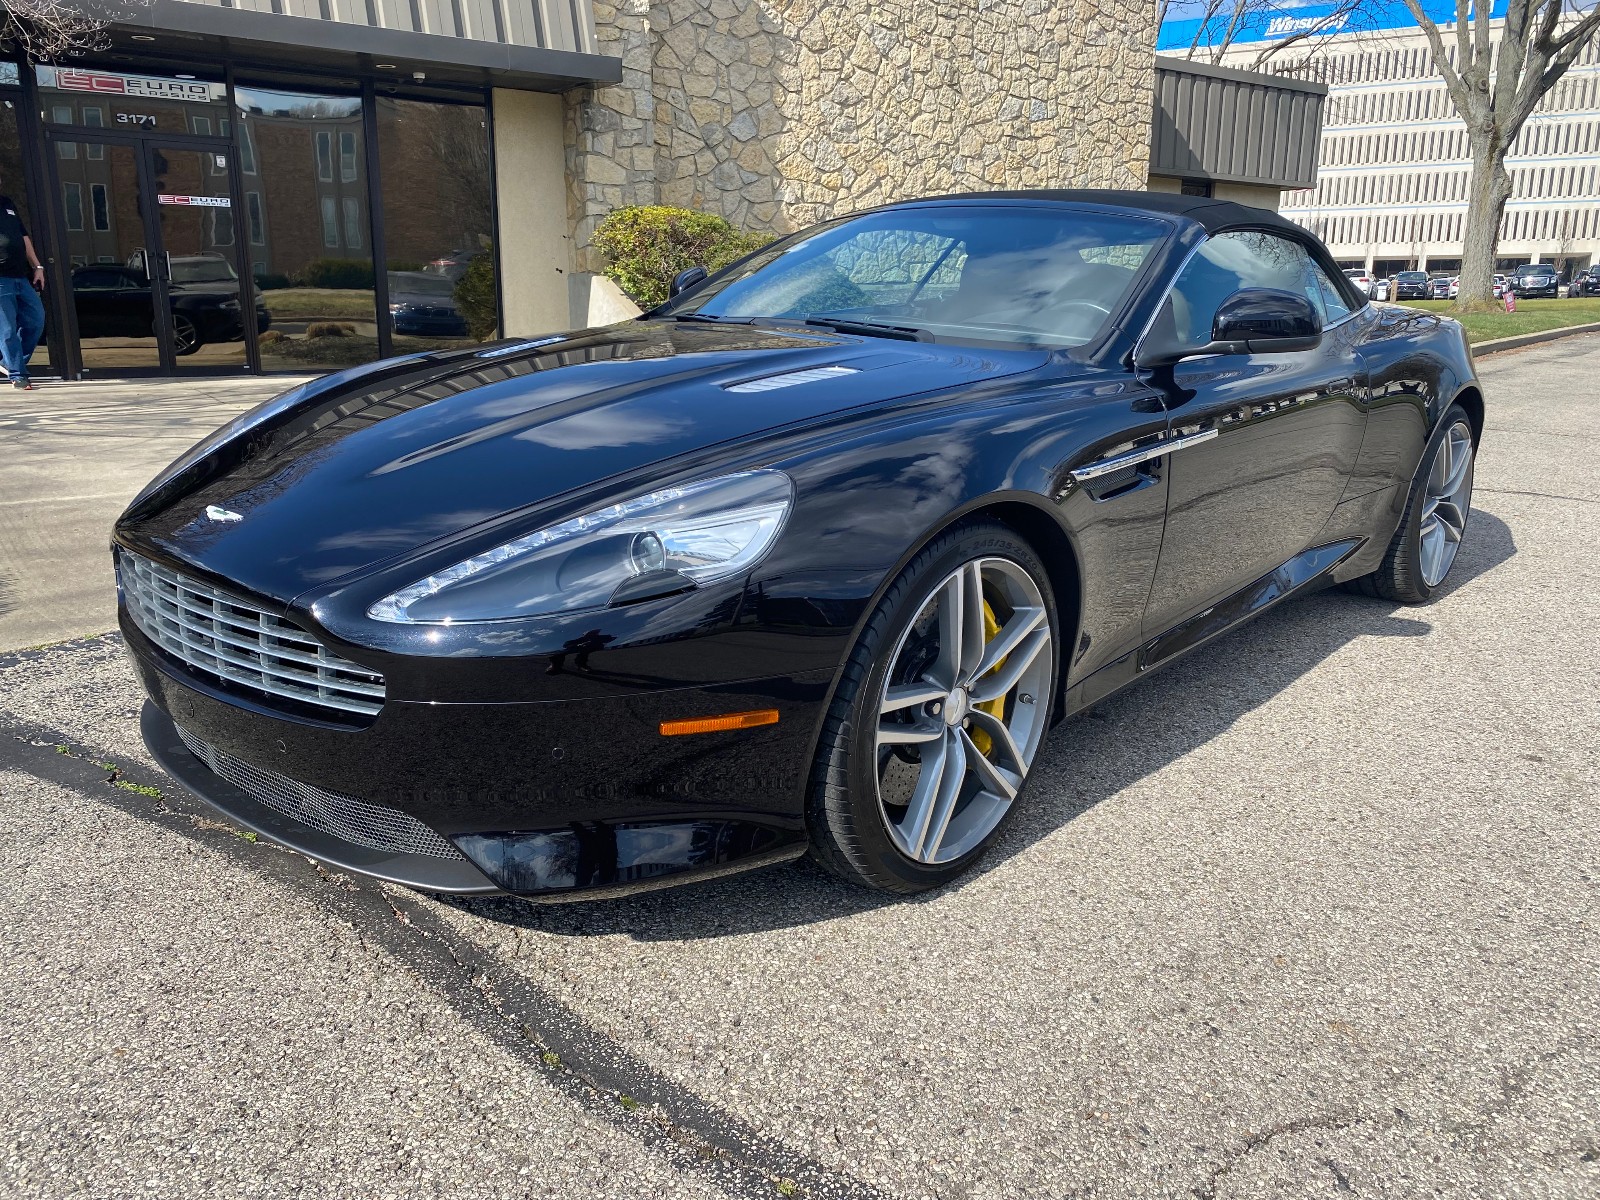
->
[[117, 320, 1047, 602]]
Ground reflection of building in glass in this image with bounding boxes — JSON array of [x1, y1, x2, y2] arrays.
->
[[235, 91, 370, 281], [1207, 20, 1600, 275]]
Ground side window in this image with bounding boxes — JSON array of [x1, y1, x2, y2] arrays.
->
[[1307, 260, 1353, 323], [1164, 231, 1322, 349]]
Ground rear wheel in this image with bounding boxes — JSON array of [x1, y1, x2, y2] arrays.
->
[[1347, 403, 1476, 603], [808, 523, 1058, 893]]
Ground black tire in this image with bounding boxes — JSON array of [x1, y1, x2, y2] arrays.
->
[[1345, 401, 1476, 604], [807, 521, 1059, 893]]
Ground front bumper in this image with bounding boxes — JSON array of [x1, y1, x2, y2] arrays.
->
[[129, 618, 828, 899]]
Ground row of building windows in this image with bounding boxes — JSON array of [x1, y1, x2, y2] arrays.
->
[[1324, 71, 1600, 129], [1297, 204, 1599, 250], [1284, 161, 1600, 208], [1279, 24, 1600, 87], [1317, 117, 1600, 168]]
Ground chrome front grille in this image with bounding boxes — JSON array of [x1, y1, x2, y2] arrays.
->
[[119, 551, 385, 718], [175, 724, 463, 861]]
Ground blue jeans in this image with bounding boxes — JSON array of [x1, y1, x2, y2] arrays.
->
[[0, 276, 44, 380]]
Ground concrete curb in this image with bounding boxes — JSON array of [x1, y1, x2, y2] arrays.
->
[[1472, 321, 1600, 357]]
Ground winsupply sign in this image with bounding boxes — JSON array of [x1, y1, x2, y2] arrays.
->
[[1158, 0, 1510, 51], [36, 66, 222, 104]]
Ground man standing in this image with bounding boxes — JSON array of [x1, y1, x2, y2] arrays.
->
[[0, 181, 45, 390]]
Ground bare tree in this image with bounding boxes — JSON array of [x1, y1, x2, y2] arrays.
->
[[1, 0, 146, 61], [1402, 0, 1600, 311]]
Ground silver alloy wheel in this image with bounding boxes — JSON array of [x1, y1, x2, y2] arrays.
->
[[1420, 419, 1475, 587], [875, 557, 1053, 865]]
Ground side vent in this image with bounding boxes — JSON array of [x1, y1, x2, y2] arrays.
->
[[725, 365, 859, 394]]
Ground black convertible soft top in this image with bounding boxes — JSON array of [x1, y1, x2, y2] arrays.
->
[[899, 188, 1305, 236]]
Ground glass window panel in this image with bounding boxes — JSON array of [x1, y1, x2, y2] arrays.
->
[[91, 183, 109, 231], [315, 131, 332, 182], [376, 97, 497, 351], [63, 181, 82, 230], [235, 84, 378, 371], [339, 131, 357, 182], [342, 196, 362, 249]]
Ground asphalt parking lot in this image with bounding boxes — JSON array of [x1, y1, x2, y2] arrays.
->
[[1, 336, 1597, 1198]]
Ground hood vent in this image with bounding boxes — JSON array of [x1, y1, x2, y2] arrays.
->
[[725, 365, 859, 394]]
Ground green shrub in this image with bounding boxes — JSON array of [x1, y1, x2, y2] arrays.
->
[[299, 259, 375, 290], [454, 249, 498, 341], [252, 272, 293, 291], [386, 260, 424, 273], [591, 206, 773, 310]]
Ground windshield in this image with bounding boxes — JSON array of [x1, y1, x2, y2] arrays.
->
[[1398, 272, 1427, 282], [169, 256, 238, 284], [661, 206, 1167, 349]]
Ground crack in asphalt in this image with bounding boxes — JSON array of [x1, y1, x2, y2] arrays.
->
[[1191, 1111, 1383, 1200], [1474, 486, 1599, 506], [0, 716, 893, 1200]]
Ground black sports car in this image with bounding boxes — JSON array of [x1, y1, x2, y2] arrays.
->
[[116, 191, 1484, 901]]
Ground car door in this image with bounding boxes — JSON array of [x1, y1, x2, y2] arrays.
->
[[1141, 229, 1369, 638]]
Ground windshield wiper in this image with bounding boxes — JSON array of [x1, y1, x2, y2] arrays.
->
[[803, 317, 931, 342], [672, 313, 755, 324]]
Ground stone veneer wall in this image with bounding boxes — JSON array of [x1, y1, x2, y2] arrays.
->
[[567, 0, 1156, 272]]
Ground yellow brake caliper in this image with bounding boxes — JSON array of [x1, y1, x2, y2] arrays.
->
[[970, 599, 1006, 758]]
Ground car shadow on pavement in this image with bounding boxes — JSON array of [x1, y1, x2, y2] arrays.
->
[[439, 508, 1517, 941]]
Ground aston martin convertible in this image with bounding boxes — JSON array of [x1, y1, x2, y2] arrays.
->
[[116, 191, 1484, 900]]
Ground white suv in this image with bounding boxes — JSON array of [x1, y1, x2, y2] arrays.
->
[[1343, 269, 1375, 297]]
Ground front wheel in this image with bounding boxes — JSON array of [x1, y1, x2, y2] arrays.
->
[[1347, 403, 1476, 603], [808, 523, 1058, 893]]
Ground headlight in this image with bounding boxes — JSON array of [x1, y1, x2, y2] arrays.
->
[[367, 470, 793, 624]]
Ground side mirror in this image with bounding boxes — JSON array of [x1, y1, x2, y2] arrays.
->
[[1138, 287, 1322, 369], [669, 265, 708, 299], [1211, 287, 1321, 351]]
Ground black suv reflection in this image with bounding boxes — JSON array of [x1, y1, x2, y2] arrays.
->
[[72, 257, 271, 355]]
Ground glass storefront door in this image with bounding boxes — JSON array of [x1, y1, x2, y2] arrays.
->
[[47, 132, 248, 375], [147, 142, 250, 374]]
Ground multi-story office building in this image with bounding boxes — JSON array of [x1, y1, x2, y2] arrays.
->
[[1163, 8, 1600, 277]]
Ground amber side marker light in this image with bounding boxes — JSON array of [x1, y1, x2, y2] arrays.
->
[[659, 709, 780, 737]]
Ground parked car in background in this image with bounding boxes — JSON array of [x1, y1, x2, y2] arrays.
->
[[72, 258, 269, 355], [1428, 274, 1453, 299], [1566, 266, 1600, 297], [1372, 277, 1393, 300], [1493, 274, 1508, 298], [1393, 271, 1430, 300], [387, 271, 470, 338], [1343, 268, 1374, 297], [1512, 264, 1559, 299]]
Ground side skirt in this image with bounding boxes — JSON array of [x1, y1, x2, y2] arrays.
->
[[1060, 537, 1363, 718]]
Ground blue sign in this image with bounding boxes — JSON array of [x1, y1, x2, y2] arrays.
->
[[1157, 1, 1508, 53]]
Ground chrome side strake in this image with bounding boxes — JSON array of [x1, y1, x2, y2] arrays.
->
[[1069, 428, 1219, 483]]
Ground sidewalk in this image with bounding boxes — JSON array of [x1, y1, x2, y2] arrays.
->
[[0, 375, 313, 650]]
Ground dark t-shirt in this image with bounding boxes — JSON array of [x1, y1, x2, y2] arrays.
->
[[0, 197, 30, 279]]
